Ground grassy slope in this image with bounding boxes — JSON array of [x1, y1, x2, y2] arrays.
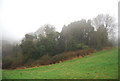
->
[[2, 48, 118, 79]]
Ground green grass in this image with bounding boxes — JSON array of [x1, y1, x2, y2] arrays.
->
[[2, 48, 118, 79]]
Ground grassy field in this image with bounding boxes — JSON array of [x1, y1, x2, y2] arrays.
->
[[2, 48, 118, 79]]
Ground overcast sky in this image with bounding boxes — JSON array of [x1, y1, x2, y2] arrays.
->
[[0, 0, 119, 41]]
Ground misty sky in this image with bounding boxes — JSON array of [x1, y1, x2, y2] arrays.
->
[[0, 0, 119, 41]]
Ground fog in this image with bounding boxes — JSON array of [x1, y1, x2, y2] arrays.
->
[[0, 0, 119, 42]]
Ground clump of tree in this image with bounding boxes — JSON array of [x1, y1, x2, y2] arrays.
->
[[2, 14, 117, 69]]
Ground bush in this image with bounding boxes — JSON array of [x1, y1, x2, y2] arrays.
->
[[40, 54, 52, 65], [52, 48, 95, 64], [24, 59, 35, 67], [2, 57, 13, 69]]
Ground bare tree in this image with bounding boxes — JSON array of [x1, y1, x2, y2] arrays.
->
[[92, 14, 117, 45], [92, 14, 115, 31]]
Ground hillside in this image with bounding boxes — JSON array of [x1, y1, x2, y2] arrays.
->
[[2, 48, 118, 79]]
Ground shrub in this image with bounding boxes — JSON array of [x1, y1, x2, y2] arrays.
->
[[36, 54, 52, 65], [52, 48, 95, 64], [2, 57, 13, 69]]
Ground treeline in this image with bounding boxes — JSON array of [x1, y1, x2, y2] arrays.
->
[[2, 14, 117, 69]]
